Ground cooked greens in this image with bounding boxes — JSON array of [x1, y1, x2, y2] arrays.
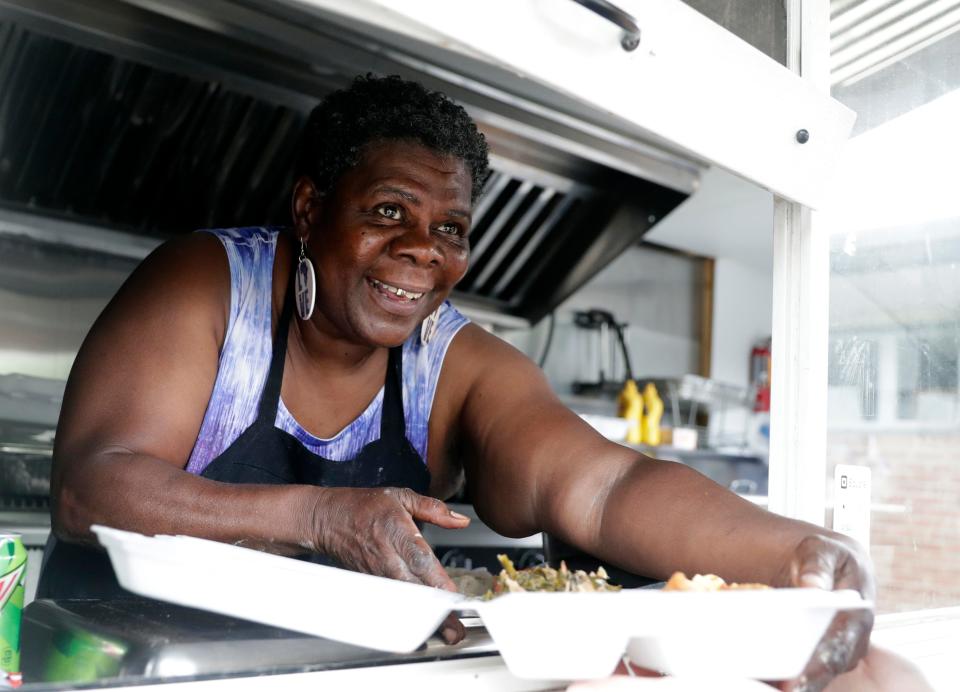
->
[[485, 554, 621, 598]]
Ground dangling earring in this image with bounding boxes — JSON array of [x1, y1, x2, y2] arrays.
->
[[295, 238, 316, 321], [420, 305, 442, 344]]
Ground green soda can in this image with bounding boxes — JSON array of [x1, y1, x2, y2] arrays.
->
[[0, 533, 26, 688]]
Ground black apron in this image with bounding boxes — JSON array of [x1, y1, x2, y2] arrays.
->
[[37, 270, 430, 599]]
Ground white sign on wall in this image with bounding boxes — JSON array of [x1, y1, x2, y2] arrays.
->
[[833, 464, 872, 551]]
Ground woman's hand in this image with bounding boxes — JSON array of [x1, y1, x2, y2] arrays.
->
[[822, 644, 934, 692], [305, 486, 470, 643], [773, 534, 876, 692]]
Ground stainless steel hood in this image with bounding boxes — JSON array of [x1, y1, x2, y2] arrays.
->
[[0, 0, 697, 322]]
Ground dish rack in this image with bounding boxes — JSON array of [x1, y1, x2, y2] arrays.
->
[[0, 419, 54, 513]]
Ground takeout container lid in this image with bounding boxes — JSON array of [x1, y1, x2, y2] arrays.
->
[[92, 525, 871, 682], [94, 525, 460, 653]]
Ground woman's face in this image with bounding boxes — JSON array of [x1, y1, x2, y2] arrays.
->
[[296, 140, 473, 348]]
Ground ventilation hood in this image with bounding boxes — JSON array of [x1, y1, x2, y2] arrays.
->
[[0, 0, 699, 323]]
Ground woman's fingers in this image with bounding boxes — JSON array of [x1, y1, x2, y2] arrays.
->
[[789, 535, 875, 599], [391, 518, 459, 591], [786, 611, 874, 691], [437, 612, 465, 645], [377, 513, 465, 645], [310, 486, 468, 636], [357, 491, 458, 591], [778, 535, 876, 691], [796, 546, 838, 590], [394, 488, 471, 529]]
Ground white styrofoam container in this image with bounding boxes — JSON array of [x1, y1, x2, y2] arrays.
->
[[471, 592, 631, 680], [623, 588, 868, 680], [93, 526, 872, 682], [93, 525, 461, 653]]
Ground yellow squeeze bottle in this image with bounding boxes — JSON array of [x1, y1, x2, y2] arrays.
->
[[618, 379, 644, 445], [641, 382, 664, 446]]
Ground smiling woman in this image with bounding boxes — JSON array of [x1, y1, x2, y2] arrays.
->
[[39, 74, 875, 687], [295, 139, 473, 348], [39, 79, 489, 643]]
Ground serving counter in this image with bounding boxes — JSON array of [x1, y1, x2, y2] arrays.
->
[[18, 598, 558, 691]]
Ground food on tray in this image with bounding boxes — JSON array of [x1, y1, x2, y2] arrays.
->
[[485, 554, 621, 598], [664, 571, 771, 591], [445, 566, 495, 598], [446, 555, 622, 599]]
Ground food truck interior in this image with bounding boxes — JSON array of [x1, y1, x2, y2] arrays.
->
[[1, 0, 958, 689]]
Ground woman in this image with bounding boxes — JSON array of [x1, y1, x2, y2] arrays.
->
[[41, 75, 872, 688]]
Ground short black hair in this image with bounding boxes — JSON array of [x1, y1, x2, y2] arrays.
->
[[296, 74, 489, 202]]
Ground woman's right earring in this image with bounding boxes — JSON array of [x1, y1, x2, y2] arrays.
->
[[295, 239, 316, 321]]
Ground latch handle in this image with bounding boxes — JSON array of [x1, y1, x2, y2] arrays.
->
[[572, 0, 641, 51]]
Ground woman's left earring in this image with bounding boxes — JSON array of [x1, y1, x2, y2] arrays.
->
[[295, 239, 316, 321], [420, 306, 442, 344]]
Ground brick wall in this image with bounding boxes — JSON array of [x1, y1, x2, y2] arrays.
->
[[826, 431, 960, 613]]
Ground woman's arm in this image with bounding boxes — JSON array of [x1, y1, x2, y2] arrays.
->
[[448, 325, 873, 683], [52, 232, 467, 602], [52, 233, 313, 552], [449, 324, 822, 580]]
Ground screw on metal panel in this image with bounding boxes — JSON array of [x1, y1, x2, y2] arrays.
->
[[796, 129, 810, 144]]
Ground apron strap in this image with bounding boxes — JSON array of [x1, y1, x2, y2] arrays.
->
[[380, 345, 407, 442], [256, 267, 296, 422]]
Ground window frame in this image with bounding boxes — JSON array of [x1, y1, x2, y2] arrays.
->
[[774, 5, 960, 645], [768, 0, 832, 526]]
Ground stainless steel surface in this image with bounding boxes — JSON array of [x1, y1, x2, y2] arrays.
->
[[676, 374, 753, 409], [0, 213, 152, 450], [423, 504, 542, 550], [466, 180, 535, 267], [472, 186, 555, 292], [572, 0, 641, 51], [0, 227, 137, 433], [0, 0, 703, 193], [629, 443, 768, 495], [128, 0, 704, 190], [0, 0, 329, 111], [0, 389, 55, 607], [1, 207, 161, 259], [0, 417, 56, 512], [22, 598, 496, 683], [491, 195, 576, 298], [0, 0, 691, 323], [0, 518, 49, 543]]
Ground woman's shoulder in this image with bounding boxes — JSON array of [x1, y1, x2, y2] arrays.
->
[[124, 226, 284, 346], [144, 225, 279, 276], [196, 226, 294, 329], [403, 302, 470, 364], [434, 317, 540, 400], [200, 225, 282, 249], [436, 301, 470, 335], [137, 231, 231, 298]]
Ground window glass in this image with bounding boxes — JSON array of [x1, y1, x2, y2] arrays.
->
[[826, 0, 960, 612]]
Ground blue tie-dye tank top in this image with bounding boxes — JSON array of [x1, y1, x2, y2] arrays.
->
[[185, 227, 469, 475]]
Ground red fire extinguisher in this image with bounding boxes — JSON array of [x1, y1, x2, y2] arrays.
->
[[750, 339, 771, 412]]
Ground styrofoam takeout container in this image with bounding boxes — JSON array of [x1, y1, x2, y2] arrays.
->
[[472, 592, 632, 680], [93, 525, 461, 653], [93, 526, 872, 682], [623, 588, 868, 680]]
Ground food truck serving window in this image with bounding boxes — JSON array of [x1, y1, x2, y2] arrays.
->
[[822, 1, 960, 616]]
